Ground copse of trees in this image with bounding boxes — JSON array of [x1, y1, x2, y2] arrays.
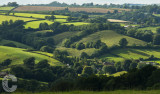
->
[[119, 38, 128, 48], [45, 15, 56, 21]]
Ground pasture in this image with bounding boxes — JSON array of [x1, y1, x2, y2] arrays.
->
[[100, 48, 160, 63], [0, 46, 61, 66], [78, 30, 147, 47], [0, 15, 35, 24], [138, 26, 160, 33], [24, 20, 54, 29], [56, 47, 98, 57], [0, 39, 32, 49], [12, 90, 160, 94], [0, 7, 14, 10], [13, 13, 68, 19], [64, 22, 90, 26]]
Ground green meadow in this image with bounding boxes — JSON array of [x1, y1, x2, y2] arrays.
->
[[0, 46, 61, 66], [138, 26, 160, 33], [13, 13, 68, 19], [101, 48, 160, 63], [0, 15, 35, 24], [0, 39, 32, 49], [24, 20, 54, 29], [78, 30, 147, 47], [0, 7, 14, 10]]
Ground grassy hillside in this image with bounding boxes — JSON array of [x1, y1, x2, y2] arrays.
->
[[57, 47, 98, 57], [0, 15, 35, 24], [78, 30, 147, 47], [0, 46, 61, 66], [100, 48, 160, 63], [138, 26, 160, 33], [13, 90, 160, 94], [0, 39, 32, 49], [24, 20, 54, 29], [48, 31, 79, 45], [13, 13, 68, 19]]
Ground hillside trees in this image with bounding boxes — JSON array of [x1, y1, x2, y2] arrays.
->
[[153, 35, 160, 45], [119, 38, 128, 48]]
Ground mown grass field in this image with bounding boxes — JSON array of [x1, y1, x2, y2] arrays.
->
[[12, 90, 160, 94], [0, 39, 32, 49], [100, 48, 160, 63], [138, 26, 160, 33], [78, 30, 147, 47], [0, 15, 35, 24], [0, 7, 14, 10], [0, 46, 61, 66]]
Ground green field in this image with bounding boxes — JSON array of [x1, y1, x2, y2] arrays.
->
[[0, 46, 61, 66], [101, 48, 160, 63], [64, 22, 90, 26], [138, 26, 160, 33], [49, 31, 79, 45], [57, 47, 98, 57], [0, 39, 32, 49], [0, 7, 14, 10], [13, 13, 68, 19], [24, 20, 54, 29], [12, 90, 160, 94], [0, 15, 35, 24], [78, 30, 147, 47]]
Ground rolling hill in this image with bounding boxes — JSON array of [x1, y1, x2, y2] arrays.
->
[[0, 46, 62, 66], [78, 30, 147, 47]]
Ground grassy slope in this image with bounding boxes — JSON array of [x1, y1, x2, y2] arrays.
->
[[13, 90, 160, 94], [78, 30, 147, 47], [0, 15, 35, 24], [0, 46, 62, 66], [0, 39, 32, 49], [100, 48, 160, 63], [57, 47, 98, 57], [138, 26, 160, 34], [24, 20, 54, 29], [50, 31, 79, 45]]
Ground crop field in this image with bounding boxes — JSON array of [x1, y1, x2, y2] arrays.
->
[[12, 90, 160, 94], [108, 19, 129, 23], [0, 39, 32, 49], [0, 15, 35, 24], [138, 26, 160, 33], [56, 47, 98, 57], [78, 30, 147, 47], [14, 6, 66, 11], [0, 7, 14, 10], [13, 13, 68, 19], [24, 20, 54, 29], [14, 6, 131, 13], [0, 46, 61, 66]]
